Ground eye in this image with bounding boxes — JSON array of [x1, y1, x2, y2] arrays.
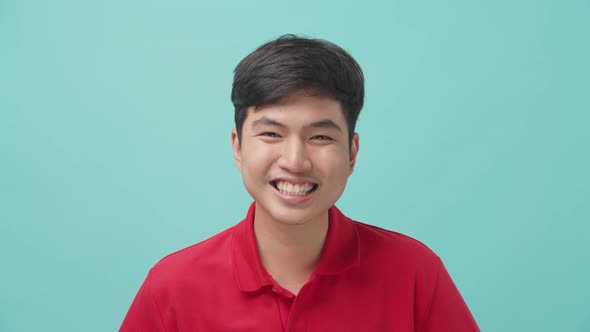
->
[[260, 132, 281, 138], [311, 135, 333, 141]]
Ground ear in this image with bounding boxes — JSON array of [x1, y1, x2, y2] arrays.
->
[[231, 128, 242, 171], [349, 133, 359, 174]]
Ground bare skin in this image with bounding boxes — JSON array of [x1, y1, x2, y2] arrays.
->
[[231, 93, 359, 295], [253, 208, 329, 295]]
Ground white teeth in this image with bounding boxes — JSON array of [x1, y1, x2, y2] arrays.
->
[[276, 181, 314, 196]]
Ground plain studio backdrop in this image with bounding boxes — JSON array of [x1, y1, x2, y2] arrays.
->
[[1, 0, 589, 331]]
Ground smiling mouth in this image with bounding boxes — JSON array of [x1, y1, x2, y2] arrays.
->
[[270, 180, 319, 196]]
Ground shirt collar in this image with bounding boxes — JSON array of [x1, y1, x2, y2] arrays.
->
[[231, 202, 361, 293]]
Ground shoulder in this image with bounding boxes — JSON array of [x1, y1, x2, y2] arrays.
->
[[148, 226, 236, 286], [353, 221, 441, 271]]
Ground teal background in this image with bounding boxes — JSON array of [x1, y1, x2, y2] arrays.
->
[[1, 0, 589, 331]]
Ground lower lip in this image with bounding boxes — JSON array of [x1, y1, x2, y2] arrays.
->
[[271, 184, 315, 204]]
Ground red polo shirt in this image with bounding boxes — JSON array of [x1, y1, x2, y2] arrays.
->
[[121, 203, 479, 331]]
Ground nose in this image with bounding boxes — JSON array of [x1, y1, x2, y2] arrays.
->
[[277, 138, 312, 174]]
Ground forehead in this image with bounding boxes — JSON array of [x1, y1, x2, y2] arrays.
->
[[245, 94, 346, 128]]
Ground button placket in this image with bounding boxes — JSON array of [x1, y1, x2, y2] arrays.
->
[[285, 278, 318, 332]]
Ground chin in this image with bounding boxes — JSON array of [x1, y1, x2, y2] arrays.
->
[[265, 203, 327, 227]]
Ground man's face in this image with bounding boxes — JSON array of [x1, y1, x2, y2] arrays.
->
[[231, 93, 359, 227]]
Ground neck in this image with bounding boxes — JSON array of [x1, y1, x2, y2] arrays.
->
[[253, 207, 329, 294]]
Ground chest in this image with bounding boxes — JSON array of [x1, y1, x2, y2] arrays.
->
[[169, 276, 416, 332]]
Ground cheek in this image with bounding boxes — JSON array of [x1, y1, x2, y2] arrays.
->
[[241, 142, 276, 175], [314, 148, 351, 177]]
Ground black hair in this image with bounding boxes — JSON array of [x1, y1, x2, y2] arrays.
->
[[231, 34, 364, 145]]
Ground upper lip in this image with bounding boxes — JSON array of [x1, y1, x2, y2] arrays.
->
[[271, 177, 317, 185]]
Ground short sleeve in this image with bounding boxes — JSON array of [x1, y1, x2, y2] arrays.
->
[[418, 258, 480, 332], [120, 270, 166, 332]]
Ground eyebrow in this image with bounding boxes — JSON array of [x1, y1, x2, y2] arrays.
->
[[251, 116, 343, 132], [307, 119, 343, 132], [251, 117, 286, 128]]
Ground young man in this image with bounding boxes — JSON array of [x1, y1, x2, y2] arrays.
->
[[120, 35, 479, 331]]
